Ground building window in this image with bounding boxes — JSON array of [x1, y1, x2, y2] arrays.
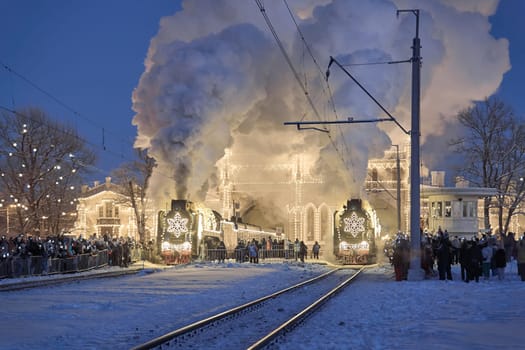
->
[[98, 206, 104, 218], [432, 201, 442, 217], [463, 201, 476, 217], [320, 206, 329, 241], [306, 207, 315, 241], [106, 202, 113, 218], [114, 206, 119, 218], [444, 201, 451, 217], [452, 201, 462, 217]]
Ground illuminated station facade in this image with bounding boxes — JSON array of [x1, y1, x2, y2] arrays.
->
[[73, 147, 508, 256]]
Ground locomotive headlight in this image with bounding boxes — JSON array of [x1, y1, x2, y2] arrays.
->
[[161, 241, 171, 251], [181, 241, 191, 251]]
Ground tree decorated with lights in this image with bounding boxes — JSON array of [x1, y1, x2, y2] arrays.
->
[[111, 148, 156, 243], [0, 108, 95, 235]]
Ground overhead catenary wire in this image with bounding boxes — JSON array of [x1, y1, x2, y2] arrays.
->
[[256, 0, 355, 176], [282, 0, 355, 170]]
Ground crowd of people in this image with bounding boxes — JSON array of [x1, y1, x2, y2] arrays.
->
[[0, 233, 141, 278], [230, 237, 320, 263], [386, 228, 525, 282]]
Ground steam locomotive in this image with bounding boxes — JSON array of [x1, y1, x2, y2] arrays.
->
[[157, 199, 279, 264], [157, 200, 222, 263], [333, 199, 377, 264]]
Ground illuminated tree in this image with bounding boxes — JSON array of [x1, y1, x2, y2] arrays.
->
[[0, 108, 96, 235], [111, 148, 156, 243], [452, 97, 525, 234]]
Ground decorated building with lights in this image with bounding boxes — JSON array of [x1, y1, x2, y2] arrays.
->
[[74, 177, 156, 241]]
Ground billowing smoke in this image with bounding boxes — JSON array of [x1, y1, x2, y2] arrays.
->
[[132, 0, 509, 221]]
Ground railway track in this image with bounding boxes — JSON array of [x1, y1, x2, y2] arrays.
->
[[0, 267, 145, 292], [131, 266, 364, 350]]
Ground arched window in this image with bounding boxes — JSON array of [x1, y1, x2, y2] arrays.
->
[[320, 206, 329, 241], [306, 207, 315, 241]]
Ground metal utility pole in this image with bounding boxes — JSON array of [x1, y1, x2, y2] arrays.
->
[[283, 9, 423, 279], [398, 9, 422, 280], [393, 145, 401, 232]]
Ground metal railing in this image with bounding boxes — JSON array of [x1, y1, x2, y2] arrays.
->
[[0, 250, 111, 279]]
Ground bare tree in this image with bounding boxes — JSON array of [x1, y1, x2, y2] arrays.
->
[[0, 108, 96, 235], [451, 97, 525, 234], [111, 148, 156, 243]]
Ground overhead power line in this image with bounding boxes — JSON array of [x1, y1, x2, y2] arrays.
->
[[255, 0, 355, 176], [0, 60, 134, 156]]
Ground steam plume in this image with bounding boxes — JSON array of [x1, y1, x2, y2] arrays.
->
[[132, 0, 509, 220]]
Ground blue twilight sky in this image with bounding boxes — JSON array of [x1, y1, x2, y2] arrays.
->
[[0, 0, 523, 181]]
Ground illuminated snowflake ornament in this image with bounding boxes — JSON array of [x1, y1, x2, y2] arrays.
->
[[167, 212, 188, 238], [343, 212, 365, 238]]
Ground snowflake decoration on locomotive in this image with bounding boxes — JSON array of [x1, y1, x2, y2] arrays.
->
[[166, 213, 189, 238], [344, 212, 366, 238], [158, 200, 195, 251]]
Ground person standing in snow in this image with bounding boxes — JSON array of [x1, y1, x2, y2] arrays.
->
[[481, 240, 494, 280], [493, 245, 507, 280], [217, 240, 226, 263], [248, 240, 258, 263], [312, 241, 320, 259], [465, 239, 482, 283], [299, 241, 307, 263], [293, 238, 300, 261], [436, 233, 452, 280], [517, 236, 525, 281]]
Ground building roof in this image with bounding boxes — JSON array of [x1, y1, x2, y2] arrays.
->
[[421, 185, 498, 198]]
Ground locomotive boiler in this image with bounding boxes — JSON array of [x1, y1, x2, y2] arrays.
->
[[333, 198, 377, 264], [157, 199, 222, 263]]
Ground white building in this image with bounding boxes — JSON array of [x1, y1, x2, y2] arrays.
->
[[74, 177, 156, 241], [421, 172, 497, 237]]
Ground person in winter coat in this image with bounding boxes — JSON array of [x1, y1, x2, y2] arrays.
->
[[436, 235, 453, 280], [293, 239, 300, 261], [481, 241, 494, 280], [312, 241, 320, 259], [217, 240, 226, 263], [517, 237, 525, 281], [248, 240, 258, 263], [299, 241, 308, 263], [393, 236, 409, 281], [493, 246, 507, 280], [465, 240, 482, 283]]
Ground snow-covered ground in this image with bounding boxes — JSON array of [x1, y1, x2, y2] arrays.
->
[[1, 260, 524, 350]]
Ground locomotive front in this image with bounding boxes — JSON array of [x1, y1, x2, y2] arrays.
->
[[333, 198, 376, 264]]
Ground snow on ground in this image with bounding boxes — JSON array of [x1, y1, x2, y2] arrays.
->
[[1, 260, 524, 350]]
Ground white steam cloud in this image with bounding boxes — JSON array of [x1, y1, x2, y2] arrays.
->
[[132, 0, 509, 218]]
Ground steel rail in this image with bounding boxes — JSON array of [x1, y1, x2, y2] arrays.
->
[[0, 268, 143, 292], [131, 267, 341, 350], [247, 266, 365, 349]]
